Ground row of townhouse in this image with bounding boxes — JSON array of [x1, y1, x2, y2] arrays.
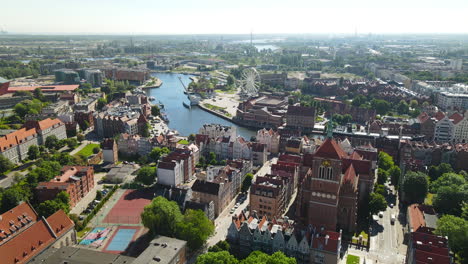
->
[[227, 212, 342, 264], [191, 165, 242, 217], [195, 134, 267, 166], [0, 118, 67, 163], [157, 148, 199, 186]]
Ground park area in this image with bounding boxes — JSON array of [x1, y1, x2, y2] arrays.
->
[[75, 143, 100, 157]]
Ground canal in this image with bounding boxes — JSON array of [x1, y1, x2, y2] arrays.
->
[[147, 73, 256, 139]]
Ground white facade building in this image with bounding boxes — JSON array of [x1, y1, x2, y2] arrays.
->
[[157, 160, 183, 187], [256, 128, 280, 154]]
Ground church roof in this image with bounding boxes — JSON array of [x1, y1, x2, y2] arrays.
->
[[343, 164, 357, 184], [314, 138, 348, 160]]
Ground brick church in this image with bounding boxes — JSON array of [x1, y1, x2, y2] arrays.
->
[[296, 133, 375, 233]]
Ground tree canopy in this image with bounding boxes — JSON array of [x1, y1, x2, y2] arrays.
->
[[176, 209, 215, 249], [435, 215, 468, 262], [402, 171, 429, 203], [378, 152, 394, 171], [369, 192, 387, 215], [242, 173, 254, 193], [135, 166, 157, 186], [196, 251, 297, 264], [141, 196, 183, 237]]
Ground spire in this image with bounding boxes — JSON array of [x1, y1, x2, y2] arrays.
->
[[326, 115, 334, 139]]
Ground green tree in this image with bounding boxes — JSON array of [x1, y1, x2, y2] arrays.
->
[[77, 133, 85, 142], [196, 251, 239, 264], [378, 152, 394, 171], [65, 138, 79, 149], [141, 196, 183, 236], [176, 209, 215, 250], [241, 251, 296, 264], [409, 100, 418, 109], [141, 122, 151, 137], [96, 98, 107, 110], [430, 173, 465, 193], [433, 186, 467, 216], [396, 100, 409, 115], [151, 105, 161, 116], [374, 184, 386, 196], [208, 240, 230, 252], [369, 192, 387, 216], [389, 166, 401, 187], [36, 199, 68, 217], [92, 146, 101, 154], [371, 99, 391, 115], [149, 147, 170, 162], [33, 88, 45, 101], [0, 188, 24, 213], [135, 166, 157, 185], [45, 135, 59, 150], [0, 155, 14, 174], [95, 190, 103, 200], [352, 95, 367, 107], [461, 202, 468, 220], [402, 171, 429, 203], [227, 75, 235, 86], [242, 173, 254, 193], [435, 215, 468, 262], [377, 168, 389, 185]]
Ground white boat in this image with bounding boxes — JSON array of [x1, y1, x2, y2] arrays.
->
[[188, 94, 201, 106], [149, 96, 156, 101]]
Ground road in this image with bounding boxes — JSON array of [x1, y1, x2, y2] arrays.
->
[[343, 184, 406, 264], [206, 158, 275, 247]]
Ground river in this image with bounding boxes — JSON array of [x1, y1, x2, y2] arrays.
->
[[146, 73, 255, 139]]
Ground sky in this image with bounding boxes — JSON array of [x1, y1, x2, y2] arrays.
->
[[2, 0, 468, 35]]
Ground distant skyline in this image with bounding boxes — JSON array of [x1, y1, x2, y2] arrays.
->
[[2, 0, 468, 35]]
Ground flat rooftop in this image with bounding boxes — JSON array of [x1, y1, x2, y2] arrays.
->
[[133, 236, 186, 264]]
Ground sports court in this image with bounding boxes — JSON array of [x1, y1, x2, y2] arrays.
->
[[103, 189, 153, 225], [103, 226, 140, 253]]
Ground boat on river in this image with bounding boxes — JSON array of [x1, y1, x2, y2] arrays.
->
[[182, 102, 191, 109]]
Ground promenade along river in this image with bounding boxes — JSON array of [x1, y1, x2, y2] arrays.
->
[[147, 73, 255, 139]]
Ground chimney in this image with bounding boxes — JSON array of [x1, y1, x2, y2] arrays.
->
[[325, 234, 329, 245]]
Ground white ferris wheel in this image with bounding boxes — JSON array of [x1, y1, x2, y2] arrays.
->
[[238, 68, 260, 97]]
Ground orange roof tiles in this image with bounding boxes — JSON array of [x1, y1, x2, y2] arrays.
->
[[37, 118, 63, 131], [46, 210, 74, 237], [343, 164, 357, 184], [449, 112, 464, 124], [315, 138, 348, 160], [0, 203, 74, 264], [0, 202, 38, 240], [434, 111, 445, 121]]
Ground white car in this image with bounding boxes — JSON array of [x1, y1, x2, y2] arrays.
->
[[230, 208, 235, 214], [389, 203, 394, 208], [390, 214, 396, 224], [378, 211, 384, 218]]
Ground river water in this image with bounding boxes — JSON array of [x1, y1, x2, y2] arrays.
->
[[147, 73, 255, 139]]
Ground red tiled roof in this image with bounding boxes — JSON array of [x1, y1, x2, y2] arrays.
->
[[0, 127, 38, 151], [434, 111, 445, 121], [449, 112, 464, 124], [37, 118, 63, 131], [408, 204, 436, 232], [343, 164, 357, 184], [417, 112, 430, 123], [311, 230, 341, 253], [0, 207, 74, 264], [0, 202, 38, 240], [314, 138, 348, 160], [46, 210, 74, 237]]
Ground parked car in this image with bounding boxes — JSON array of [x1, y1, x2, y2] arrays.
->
[[378, 211, 384, 218], [389, 203, 394, 208], [390, 214, 396, 224], [230, 208, 235, 214]]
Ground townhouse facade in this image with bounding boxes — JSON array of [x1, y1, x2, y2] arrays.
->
[[0, 118, 66, 163], [256, 128, 280, 154], [227, 212, 342, 264], [36, 166, 94, 207]]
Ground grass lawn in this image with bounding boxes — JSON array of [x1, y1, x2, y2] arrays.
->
[[354, 230, 369, 240], [75, 143, 100, 157], [425, 193, 434, 205], [77, 227, 92, 239], [347, 254, 360, 264], [178, 139, 189, 145], [203, 103, 226, 111]]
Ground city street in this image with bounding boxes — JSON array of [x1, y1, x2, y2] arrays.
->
[[206, 158, 275, 247], [342, 185, 406, 264]]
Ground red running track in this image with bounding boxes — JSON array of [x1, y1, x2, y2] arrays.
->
[[103, 189, 153, 224]]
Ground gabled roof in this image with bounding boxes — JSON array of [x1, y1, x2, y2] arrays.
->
[[314, 138, 348, 160], [191, 180, 220, 195], [434, 111, 445, 121], [0, 209, 74, 264], [0, 202, 38, 241], [343, 164, 357, 184], [449, 112, 464, 125]]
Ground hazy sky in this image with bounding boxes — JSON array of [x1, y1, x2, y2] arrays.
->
[[2, 0, 468, 34]]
